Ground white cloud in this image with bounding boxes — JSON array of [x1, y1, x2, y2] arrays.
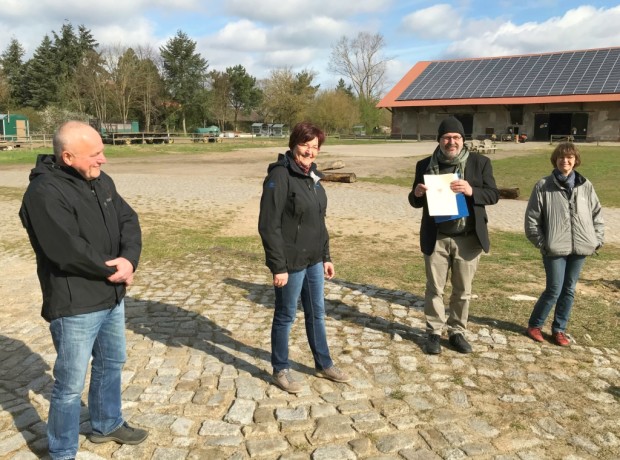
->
[[445, 5, 620, 58], [401, 4, 464, 40], [259, 48, 319, 70], [91, 20, 161, 51], [224, 0, 391, 24], [209, 20, 269, 52]]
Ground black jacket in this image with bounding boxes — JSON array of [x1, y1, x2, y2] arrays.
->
[[19, 154, 141, 321], [409, 151, 499, 255], [258, 152, 331, 274]]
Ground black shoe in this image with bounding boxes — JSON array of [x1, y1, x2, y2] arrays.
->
[[449, 334, 473, 354], [424, 334, 442, 354], [89, 422, 149, 445]]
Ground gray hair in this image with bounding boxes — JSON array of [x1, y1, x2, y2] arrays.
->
[[52, 121, 93, 160]]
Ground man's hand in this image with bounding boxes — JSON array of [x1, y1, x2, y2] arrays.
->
[[105, 257, 135, 285], [273, 272, 288, 288], [414, 183, 428, 197], [451, 179, 473, 196], [324, 262, 335, 280]]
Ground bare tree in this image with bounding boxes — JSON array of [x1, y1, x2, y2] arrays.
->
[[261, 67, 319, 128], [208, 70, 231, 130], [311, 89, 359, 134], [100, 44, 140, 124], [72, 49, 109, 123], [135, 45, 165, 132], [328, 32, 388, 100]]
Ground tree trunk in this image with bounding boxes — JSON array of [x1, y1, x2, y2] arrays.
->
[[316, 160, 345, 171], [321, 172, 357, 183], [499, 187, 520, 199]]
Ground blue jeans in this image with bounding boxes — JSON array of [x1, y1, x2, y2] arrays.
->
[[271, 262, 333, 372], [47, 300, 126, 460], [528, 254, 586, 333]]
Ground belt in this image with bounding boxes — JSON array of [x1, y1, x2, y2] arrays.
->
[[438, 230, 474, 238]]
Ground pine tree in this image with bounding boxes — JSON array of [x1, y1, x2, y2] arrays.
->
[[159, 30, 209, 133], [0, 38, 26, 105], [22, 35, 57, 108]]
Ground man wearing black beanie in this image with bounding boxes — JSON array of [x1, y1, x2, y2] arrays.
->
[[408, 117, 499, 354]]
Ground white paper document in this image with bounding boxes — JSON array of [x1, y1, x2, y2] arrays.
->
[[423, 173, 458, 216]]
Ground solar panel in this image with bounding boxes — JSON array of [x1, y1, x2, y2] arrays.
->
[[396, 48, 620, 101]]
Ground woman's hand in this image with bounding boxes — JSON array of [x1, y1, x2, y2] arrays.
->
[[273, 272, 288, 288], [323, 262, 335, 280]]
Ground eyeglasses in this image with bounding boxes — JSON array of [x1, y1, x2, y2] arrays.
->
[[298, 143, 320, 152], [440, 135, 463, 142]]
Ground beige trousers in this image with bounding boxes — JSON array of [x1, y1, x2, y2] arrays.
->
[[424, 232, 482, 335]]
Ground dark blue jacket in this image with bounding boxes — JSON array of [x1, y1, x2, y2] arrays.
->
[[19, 154, 141, 321], [258, 152, 331, 274]]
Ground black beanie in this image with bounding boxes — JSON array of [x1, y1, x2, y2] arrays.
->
[[437, 117, 465, 142]]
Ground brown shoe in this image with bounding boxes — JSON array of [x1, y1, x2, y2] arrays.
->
[[316, 366, 351, 383], [526, 327, 544, 343], [272, 369, 303, 393], [553, 331, 570, 346]]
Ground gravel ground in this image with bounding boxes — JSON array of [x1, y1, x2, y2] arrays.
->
[[1, 141, 617, 245]]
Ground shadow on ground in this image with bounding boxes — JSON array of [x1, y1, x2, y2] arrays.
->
[[124, 297, 317, 382], [0, 334, 51, 457]]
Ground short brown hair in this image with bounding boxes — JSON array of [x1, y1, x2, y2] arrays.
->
[[288, 122, 325, 151], [550, 142, 581, 168]]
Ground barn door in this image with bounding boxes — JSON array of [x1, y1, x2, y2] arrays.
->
[[16, 120, 27, 138], [534, 113, 549, 141]]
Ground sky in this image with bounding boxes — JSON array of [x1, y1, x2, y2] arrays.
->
[[2, 1, 620, 95]]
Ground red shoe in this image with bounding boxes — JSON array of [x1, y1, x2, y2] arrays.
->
[[526, 327, 544, 343], [553, 331, 570, 346]]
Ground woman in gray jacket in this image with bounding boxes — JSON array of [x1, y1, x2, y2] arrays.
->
[[524, 142, 604, 346]]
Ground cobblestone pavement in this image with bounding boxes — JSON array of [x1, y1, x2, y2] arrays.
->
[[2, 251, 619, 460], [1, 146, 619, 459]]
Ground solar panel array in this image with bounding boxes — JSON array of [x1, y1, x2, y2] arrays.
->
[[396, 48, 620, 101]]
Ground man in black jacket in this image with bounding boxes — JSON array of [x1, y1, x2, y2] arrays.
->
[[409, 117, 499, 355], [19, 121, 147, 459]]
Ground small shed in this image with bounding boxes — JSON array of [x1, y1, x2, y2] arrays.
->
[[270, 123, 286, 137], [251, 123, 265, 136], [0, 113, 30, 141]]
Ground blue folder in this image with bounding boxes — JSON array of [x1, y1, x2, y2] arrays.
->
[[434, 192, 469, 223]]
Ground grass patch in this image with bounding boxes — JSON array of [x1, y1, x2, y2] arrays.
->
[[329, 230, 620, 347], [0, 137, 418, 166], [0, 139, 287, 165], [140, 211, 263, 265], [0, 186, 26, 200]]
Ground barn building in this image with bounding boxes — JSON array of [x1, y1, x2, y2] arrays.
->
[[377, 47, 620, 142]]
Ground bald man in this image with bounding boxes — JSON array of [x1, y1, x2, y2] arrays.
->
[[20, 121, 147, 459]]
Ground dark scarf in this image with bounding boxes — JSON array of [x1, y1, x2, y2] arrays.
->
[[426, 145, 470, 178], [553, 169, 575, 197], [294, 156, 311, 175], [553, 169, 575, 188]]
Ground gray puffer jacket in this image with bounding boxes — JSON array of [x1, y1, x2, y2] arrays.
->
[[525, 170, 604, 256]]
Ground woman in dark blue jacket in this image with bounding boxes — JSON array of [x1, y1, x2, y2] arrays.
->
[[258, 122, 350, 393]]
